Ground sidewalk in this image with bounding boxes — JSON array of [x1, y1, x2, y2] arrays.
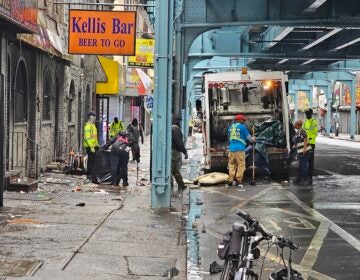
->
[[317, 134, 360, 149], [0, 136, 186, 280], [320, 132, 360, 142]]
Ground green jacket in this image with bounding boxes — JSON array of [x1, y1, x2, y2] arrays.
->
[[303, 118, 318, 145], [83, 122, 99, 148], [109, 121, 125, 137]]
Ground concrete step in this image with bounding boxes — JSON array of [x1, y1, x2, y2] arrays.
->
[[5, 178, 38, 193], [4, 170, 22, 188]]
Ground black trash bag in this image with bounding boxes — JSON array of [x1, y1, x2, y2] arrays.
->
[[209, 261, 223, 274], [91, 150, 112, 184], [217, 231, 232, 260], [253, 119, 286, 163]]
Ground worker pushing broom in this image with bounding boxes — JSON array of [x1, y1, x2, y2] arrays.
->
[[227, 114, 256, 188]]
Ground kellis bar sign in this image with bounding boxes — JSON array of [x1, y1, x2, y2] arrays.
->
[[68, 10, 136, 55]]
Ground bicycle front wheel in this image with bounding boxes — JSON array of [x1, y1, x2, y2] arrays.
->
[[220, 257, 238, 280]]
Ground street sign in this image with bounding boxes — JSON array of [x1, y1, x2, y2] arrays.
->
[[144, 95, 154, 113], [128, 39, 154, 68], [68, 10, 136, 55]]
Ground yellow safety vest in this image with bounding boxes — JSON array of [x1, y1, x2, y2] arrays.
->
[[83, 122, 99, 148], [303, 118, 318, 145], [109, 121, 124, 137], [229, 124, 246, 145]]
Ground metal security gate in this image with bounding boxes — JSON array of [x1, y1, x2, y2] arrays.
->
[[96, 96, 109, 146]]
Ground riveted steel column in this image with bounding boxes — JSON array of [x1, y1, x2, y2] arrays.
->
[[174, 1, 183, 118], [342, 80, 356, 140], [151, 0, 174, 208]]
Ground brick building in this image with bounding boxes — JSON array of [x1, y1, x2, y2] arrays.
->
[[2, 1, 112, 179]]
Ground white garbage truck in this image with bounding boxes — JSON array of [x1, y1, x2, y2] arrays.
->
[[201, 70, 292, 177]]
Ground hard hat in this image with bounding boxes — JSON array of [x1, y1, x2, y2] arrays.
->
[[87, 111, 96, 118], [235, 114, 246, 121]]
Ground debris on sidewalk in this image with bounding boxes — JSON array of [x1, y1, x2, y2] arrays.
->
[[93, 189, 109, 194], [7, 219, 42, 225], [76, 202, 85, 207], [147, 223, 161, 228], [209, 261, 223, 274]]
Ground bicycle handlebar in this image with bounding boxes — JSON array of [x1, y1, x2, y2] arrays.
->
[[236, 210, 271, 238], [273, 236, 298, 251], [236, 210, 298, 250]]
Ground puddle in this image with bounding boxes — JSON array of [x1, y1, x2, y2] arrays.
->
[[186, 190, 203, 279]]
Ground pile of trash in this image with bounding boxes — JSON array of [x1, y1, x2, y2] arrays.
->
[[252, 119, 286, 163]]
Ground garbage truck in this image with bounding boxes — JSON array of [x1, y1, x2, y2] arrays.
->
[[201, 69, 292, 177]]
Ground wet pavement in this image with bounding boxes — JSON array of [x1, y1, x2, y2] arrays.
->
[[0, 137, 186, 280], [186, 133, 360, 280]]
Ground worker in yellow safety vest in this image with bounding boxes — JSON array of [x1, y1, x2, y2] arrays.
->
[[83, 112, 99, 180], [109, 117, 125, 138], [303, 108, 318, 184], [227, 114, 254, 187]]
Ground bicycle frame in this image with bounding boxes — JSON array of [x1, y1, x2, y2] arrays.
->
[[235, 222, 259, 280]]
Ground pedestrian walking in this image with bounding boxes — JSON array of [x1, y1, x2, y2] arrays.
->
[[127, 118, 144, 162], [109, 117, 125, 138], [227, 114, 254, 187], [172, 116, 188, 192], [83, 112, 99, 180], [303, 108, 318, 184], [103, 131, 133, 187], [293, 120, 312, 185]]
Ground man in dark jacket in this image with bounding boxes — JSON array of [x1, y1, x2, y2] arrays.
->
[[127, 118, 144, 162], [103, 131, 133, 187], [172, 116, 188, 192]]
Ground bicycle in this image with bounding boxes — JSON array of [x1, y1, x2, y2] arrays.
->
[[269, 236, 303, 280], [219, 210, 303, 280]]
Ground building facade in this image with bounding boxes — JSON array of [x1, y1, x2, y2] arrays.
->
[[2, 0, 111, 179]]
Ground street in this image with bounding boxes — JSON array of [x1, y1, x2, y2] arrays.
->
[[187, 134, 360, 280]]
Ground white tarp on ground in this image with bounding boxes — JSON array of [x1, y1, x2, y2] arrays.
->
[[194, 172, 228, 186]]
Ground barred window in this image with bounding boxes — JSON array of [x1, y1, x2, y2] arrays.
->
[[42, 70, 52, 121]]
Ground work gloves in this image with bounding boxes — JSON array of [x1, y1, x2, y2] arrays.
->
[[90, 147, 96, 153]]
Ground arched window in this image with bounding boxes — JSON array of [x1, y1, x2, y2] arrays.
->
[[68, 80, 75, 122], [43, 69, 52, 121], [14, 61, 28, 123]]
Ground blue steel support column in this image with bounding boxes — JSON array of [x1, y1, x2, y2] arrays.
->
[[318, 85, 331, 136], [308, 86, 313, 109], [288, 90, 295, 122], [342, 80, 356, 139], [151, 0, 174, 208], [291, 87, 299, 120]]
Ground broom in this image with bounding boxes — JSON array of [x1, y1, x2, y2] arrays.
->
[[250, 125, 256, 186]]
